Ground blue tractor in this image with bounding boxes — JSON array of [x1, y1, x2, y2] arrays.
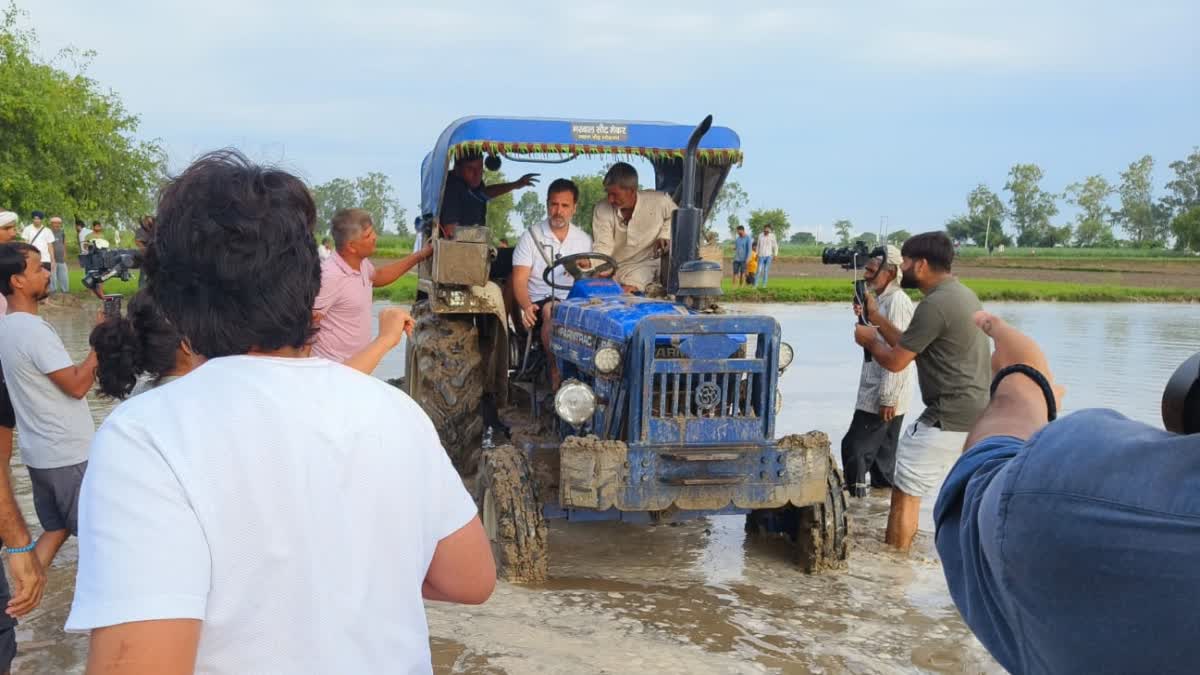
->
[[406, 116, 848, 581]]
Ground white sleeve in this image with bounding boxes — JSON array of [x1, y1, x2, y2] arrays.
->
[[512, 231, 535, 268], [420, 418, 477, 544], [66, 413, 211, 631]]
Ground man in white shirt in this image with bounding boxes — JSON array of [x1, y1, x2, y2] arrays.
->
[[511, 179, 592, 389], [66, 150, 495, 674], [755, 224, 779, 288], [591, 162, 676, 293], [843, 246, 915, 497], [20, 211, 54, 272]]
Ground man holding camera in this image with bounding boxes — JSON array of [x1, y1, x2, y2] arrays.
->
[[853, 232, 990, 552], [843, 245, 915, 498]]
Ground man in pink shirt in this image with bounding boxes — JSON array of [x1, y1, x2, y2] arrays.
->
[[313, 208, 430, 373]]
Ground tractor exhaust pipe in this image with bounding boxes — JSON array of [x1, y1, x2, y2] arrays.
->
[[668, 115, 714, 295]]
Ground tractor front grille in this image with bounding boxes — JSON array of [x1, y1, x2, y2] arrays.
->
[[649, 371, 760, 419]]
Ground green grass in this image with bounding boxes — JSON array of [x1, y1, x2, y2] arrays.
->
[[68, 267, 1196, 305], [719, 242, 1200, 261], [724, 278, 1200, 303], [370, 275, 1198, 304]]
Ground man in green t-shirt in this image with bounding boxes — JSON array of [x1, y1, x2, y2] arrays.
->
[[854, 231, 991, 552]]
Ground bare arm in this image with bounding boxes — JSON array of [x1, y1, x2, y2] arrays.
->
[[483, 174, 538, 199], [422, 516, 496, 604], [864, 340, 918, 373], [87, 619, 201, 675], [0, 428, 31, 550], [47, 350, 98, 399], [511, 266, 539, 328], [963, 311, 1063, 449], [0, 425, 44, 617], [372, 247, 432, 288], [342, 308, 413, 375], [868, 305, 905, 348]]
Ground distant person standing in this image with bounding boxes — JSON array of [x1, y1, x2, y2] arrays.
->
[[84, 221, 110, 249], [0, 243, 98, 570], [74, 219, 86, 251], [48, 217, 69, 294], [318, 237, 333, 261], [756, 225, 778, 288], [732, 225, 751, 287], [20, 211, 54, 272]]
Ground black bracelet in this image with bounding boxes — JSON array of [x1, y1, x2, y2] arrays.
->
[[990, 364, 1057, 422]]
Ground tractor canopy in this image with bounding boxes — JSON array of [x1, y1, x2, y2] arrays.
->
[[420, 116, 743, 224]]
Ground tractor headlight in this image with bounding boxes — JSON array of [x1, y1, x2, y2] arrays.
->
[[779, 342, 794, 373], [594, 346, 621, 374], [775, 390, 783, 415], [555, 379, 596, 427]]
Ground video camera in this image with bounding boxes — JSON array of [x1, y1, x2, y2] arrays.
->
[[821, 240, 886, 270], [822, 241, 889, 363], [79, 242, 141, 298]]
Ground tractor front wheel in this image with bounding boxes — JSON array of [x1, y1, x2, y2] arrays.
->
[[746, 450, 849, 573], [479, 444, 548, 582]]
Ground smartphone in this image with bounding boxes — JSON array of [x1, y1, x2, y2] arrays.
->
[[102, 294, 123, 320]]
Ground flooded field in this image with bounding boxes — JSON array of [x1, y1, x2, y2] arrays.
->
[[9, 300, 1198, 674]]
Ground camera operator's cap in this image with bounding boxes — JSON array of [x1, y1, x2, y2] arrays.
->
[[0, 211, 17, 228], [884, 244, 903, 283]]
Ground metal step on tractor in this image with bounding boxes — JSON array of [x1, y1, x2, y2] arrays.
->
[[404, 115, 849, 581]]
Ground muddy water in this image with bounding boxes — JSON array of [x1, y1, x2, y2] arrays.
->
[[10, 300, 1198, 674]]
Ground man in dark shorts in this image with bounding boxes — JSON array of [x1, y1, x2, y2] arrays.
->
[[0, 243, 97, 571], [0, 235, 50, 669]]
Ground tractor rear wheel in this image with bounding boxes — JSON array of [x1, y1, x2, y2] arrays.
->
[[408, 302, 484, 476], [479, 444, 548, 582]]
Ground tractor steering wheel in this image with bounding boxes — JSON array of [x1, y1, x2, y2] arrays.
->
[[542, 252, 620, 292]]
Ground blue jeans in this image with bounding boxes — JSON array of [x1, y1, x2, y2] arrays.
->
[[757, 256, 773, 287], [51, 263, 70, 293]]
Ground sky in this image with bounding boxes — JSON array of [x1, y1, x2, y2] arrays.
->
[[23, 0, 1200, 240]]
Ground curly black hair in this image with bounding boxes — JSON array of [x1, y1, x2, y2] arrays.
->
[[90, 292, 181, 399], [145, 149, 320, 357]]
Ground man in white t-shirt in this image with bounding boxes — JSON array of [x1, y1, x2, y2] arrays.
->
[[511, 179, 592, 389], [20, 211, 54, 271], [65, 150, 495, 674]]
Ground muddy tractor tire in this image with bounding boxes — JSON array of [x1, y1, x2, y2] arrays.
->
[[408, 303, 485, 475], [479, 444, 548, 582], [746, 451, 849, 573]]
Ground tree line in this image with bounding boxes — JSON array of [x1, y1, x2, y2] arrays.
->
[[946, 152, 1200, 251]]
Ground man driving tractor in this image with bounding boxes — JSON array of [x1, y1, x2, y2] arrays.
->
[[591, 162, 676, 293], [510, 179, 592, 389]]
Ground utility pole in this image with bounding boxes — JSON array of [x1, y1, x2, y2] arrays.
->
[[984, 213, 993, 255]]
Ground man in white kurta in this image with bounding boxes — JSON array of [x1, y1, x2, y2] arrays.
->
[[591, 162, 677, 292]]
